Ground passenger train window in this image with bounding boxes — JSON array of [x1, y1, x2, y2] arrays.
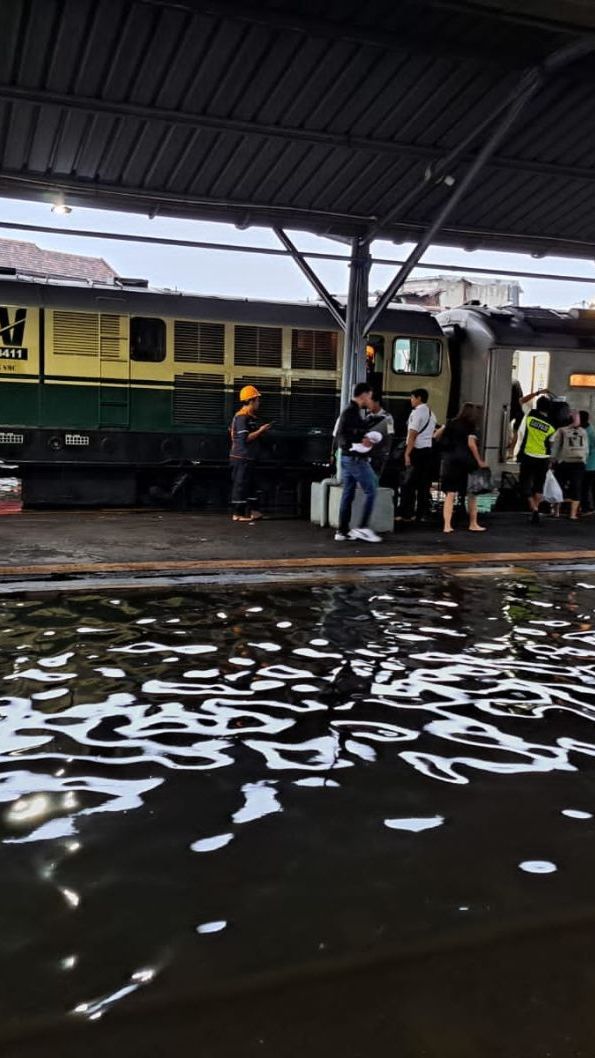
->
[[392, 337, 441, 376], [130, 317, 166, 362], [570, 374, 595, 388]]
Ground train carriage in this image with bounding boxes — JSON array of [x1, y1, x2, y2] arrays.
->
[[439, 304, 595, 480]]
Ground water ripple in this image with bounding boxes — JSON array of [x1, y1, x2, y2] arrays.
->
[[2, 575, 595, 1028]]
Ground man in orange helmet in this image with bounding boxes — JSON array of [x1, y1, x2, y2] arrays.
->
[[229, 385, 272, 521]]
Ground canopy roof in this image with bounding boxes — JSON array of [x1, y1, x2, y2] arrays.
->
[[1, 0, 595, 257]]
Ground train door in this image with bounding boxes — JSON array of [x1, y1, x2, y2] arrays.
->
[[501, 349, 550, 461], [513, 349, 550, 401], [99, 314, 129, 428]]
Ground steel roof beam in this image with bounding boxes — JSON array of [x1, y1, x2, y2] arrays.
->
[[274, 228, 345, 330], [0, 82, 594, 191], [428, 0, 595, 35], [0, 218, 594, 285], [136, 0, 558, 69], [3, 170, 595, 258], [0, 170, 372, 227], [0, 218, 593, 284]]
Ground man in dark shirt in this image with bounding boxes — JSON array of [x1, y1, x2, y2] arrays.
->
[[334, 382, 380, 542], [366, 396, 395, 481], [229, 384, 271, 521]]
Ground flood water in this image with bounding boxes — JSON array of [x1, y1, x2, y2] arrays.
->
[[3, 571, 595, 1056]]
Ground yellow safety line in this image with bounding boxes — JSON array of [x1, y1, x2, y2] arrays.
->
[[1, 549, 594, 578]]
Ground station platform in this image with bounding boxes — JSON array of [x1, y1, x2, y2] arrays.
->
[[2, 509, 595, 590]]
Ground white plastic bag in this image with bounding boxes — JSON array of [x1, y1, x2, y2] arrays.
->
[[543, 468, 563, 504]]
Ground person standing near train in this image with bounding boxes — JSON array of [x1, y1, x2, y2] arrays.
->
[[516, 395, 556, 525], [396, 388, 436, 523], [579, 410, 595, 513], [550, 411, 588, 521], [366, 394, 395, 483], [229, 385, 271, 522]]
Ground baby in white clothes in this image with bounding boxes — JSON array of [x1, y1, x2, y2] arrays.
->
[[350, 429, 383, 454]]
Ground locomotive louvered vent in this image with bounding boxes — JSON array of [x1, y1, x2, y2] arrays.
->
[[234, 325, 282, 367], [174, 320, 225, 364], [234, 376, 283, 422], [173, 373, 225, 425], [289, 380, 338, 429], [100, 314, 125, 361], [53, 311, 99, 356], [100, 314, 121, 337], [291, 329, 337, 371]]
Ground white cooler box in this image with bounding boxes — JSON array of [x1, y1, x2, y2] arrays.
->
[[328, 484, 394, 531], [310, 480, 329, 525]]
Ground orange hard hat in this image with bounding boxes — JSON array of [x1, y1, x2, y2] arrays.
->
[[239, 385, 261, 402]]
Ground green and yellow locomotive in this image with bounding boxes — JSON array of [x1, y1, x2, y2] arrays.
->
[[0, 276, 450, 508]]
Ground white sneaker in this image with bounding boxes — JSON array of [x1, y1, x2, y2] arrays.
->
[[352, 527, 381, 543], [334, 530, 351, 541]]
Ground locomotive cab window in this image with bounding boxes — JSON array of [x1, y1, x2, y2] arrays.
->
[[130, 317, 166, 362], [392, 336, 441, 376]]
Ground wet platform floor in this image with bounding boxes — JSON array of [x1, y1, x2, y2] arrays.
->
[[2, 509, 595, 586]]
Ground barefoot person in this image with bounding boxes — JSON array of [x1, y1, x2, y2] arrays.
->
[[229, 385, 272, 522], [435, 403, 488, 534]]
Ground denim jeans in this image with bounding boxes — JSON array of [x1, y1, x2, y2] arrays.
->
[[339, 455, 377, 533]]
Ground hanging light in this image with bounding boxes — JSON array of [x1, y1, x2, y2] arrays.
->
[[51, 200, 72, 215]]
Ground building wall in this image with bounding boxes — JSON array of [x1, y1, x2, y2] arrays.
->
[[396, 275, 521, 309]]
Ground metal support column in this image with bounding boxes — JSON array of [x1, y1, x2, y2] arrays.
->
[[340, 237, 371, 410]]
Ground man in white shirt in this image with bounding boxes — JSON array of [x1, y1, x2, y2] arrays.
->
[[396, 387, 436, 522]]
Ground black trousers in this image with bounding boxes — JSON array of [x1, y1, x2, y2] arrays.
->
[[582, 469, 595, 511], [230, 460, 257, 516], [399, 447, 434, 520]]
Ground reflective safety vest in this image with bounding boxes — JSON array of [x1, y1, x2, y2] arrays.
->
[[522, 413, 555, 458]]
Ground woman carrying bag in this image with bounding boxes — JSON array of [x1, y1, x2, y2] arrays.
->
[[434, 403, 489, 534]]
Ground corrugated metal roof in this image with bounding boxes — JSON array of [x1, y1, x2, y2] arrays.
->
[[0, 0, 594, 257]]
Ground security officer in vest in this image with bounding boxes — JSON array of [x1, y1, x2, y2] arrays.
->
[[517, 395, 556, 525]]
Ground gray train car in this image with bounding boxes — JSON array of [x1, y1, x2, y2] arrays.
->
[[439, 304, 595, 480]]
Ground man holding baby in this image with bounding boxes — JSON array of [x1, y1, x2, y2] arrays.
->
[[333, 382, 382, 543]]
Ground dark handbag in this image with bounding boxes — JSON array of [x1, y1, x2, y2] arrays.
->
[[467, 467, 492, 494], [494, 470, 524, 511]]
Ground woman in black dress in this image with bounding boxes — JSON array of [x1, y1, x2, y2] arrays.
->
[[434, 403, 488, 534]]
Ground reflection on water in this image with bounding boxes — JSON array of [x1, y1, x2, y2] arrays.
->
[[2, 574, 595, 1033]]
